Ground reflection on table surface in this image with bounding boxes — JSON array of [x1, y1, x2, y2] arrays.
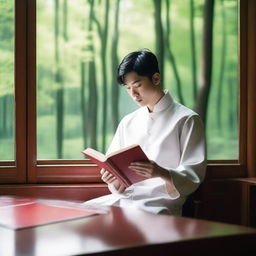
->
[[0, 197, 256, 256]]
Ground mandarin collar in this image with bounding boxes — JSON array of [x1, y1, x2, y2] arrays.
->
[[144, 90, 174, 114]]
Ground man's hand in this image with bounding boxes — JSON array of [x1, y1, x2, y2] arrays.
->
[[129, 160, 169, 179], [100, 169, 126, 193], [100, 168, 116, 184], [129, 161, 177, 196]]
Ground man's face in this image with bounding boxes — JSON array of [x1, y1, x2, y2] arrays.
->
[[123, 72, 161, 108]]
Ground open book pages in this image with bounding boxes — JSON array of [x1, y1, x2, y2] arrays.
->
[[83, 147, 107, 162], [107, 144, 140, 157], [82, 144, 140, 162]]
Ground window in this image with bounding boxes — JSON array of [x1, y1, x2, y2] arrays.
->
[[1, 0, 255, 184], [0, 0, 26, 183], [36, 0, 238, 160], [0, 0, 15, 161]]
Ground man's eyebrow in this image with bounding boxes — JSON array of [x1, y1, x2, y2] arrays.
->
[[132, 79, 140, 84], [123, 79, 141, 86]]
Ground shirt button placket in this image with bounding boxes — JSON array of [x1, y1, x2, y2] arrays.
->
[[145, 116, 154, 151]]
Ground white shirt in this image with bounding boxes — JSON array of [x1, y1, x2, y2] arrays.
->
[[84, 91, 206, 216]]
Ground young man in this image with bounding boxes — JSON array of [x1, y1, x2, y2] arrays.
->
[[84, 50, 206, 216]]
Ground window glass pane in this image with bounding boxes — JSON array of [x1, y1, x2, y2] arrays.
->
[[37, 0, 238, 160], [207, 0, 238, 159], [0, 0, 15, 161]]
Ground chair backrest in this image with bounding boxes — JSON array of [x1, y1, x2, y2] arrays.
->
[[182, 193, 195, 217]]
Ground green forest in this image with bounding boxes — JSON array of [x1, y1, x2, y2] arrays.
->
[[0, 0, 238, 160]]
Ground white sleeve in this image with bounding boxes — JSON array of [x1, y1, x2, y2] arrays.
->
[[167, 114, 207, 199]]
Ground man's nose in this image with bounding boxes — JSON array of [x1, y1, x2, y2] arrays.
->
[[131, 87, 138, 96]]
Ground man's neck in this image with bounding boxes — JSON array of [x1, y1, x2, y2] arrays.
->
[[147, 90, 165, 112]]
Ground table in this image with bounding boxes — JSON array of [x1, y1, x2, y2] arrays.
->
[[0, 200, 256, 256]]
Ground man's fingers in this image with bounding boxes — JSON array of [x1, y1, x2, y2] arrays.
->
[[101, 171, 112, 180], [135, 172, 151, 177], [101, 171, 108, 179], [101, 171, 116, 184], [129, 165, 154, 175], [130, 162, 150, 168], [130, 166, 153, 178], [100, 169, 106, 175], [117, 185, 126, 193], [107, 176, 117, 183], [129, 165, 149, 171]]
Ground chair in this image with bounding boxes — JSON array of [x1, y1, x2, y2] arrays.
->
[[182, 192, 196, 217]]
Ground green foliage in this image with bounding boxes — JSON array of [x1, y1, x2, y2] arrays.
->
[[0, 138, 14, 160], [0, 0, 14, 97], [1, 0, 239, 160]]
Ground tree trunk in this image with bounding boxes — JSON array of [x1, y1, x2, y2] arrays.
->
[[92, 0, 110, 152], [216, 0, 227, 134], [228, 77, 235, 138], [190, 0, 197, 101], [80, 13, 88, 149], [88, 60, 98, 149], [80, 61, 87, 148], [195, 0, 215, 126], [54, 0, 64, 158], [111, 0, 121, 133], [153, 0, 164, 86], [101, 0, 109, 152], [165, 0, 184, 104], [88, 0, 98, 149], [1, 96, 7, 137], [9, 95, 14, 138], [63, 0, 68, 41]]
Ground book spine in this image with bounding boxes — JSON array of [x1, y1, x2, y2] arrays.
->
[[105, 161, 131, 187]]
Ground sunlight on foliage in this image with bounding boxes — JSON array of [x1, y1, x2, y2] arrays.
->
[[0, 0, 238, 161]]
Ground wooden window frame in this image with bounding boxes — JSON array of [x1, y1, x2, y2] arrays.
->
[[0, 0, 27, 183], [1, 0, 255, 184]]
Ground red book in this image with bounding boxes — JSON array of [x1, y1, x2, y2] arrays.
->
[[82, 144, 149, 187], [0, 197, 100, 230]]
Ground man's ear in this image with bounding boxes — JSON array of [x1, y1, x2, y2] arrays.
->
[[152, 73, 161, 86]]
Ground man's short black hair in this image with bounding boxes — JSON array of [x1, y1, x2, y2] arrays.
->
[[117, 49, 160, 85]]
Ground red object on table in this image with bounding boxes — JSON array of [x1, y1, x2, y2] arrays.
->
[[0, 196, 100, 229]]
